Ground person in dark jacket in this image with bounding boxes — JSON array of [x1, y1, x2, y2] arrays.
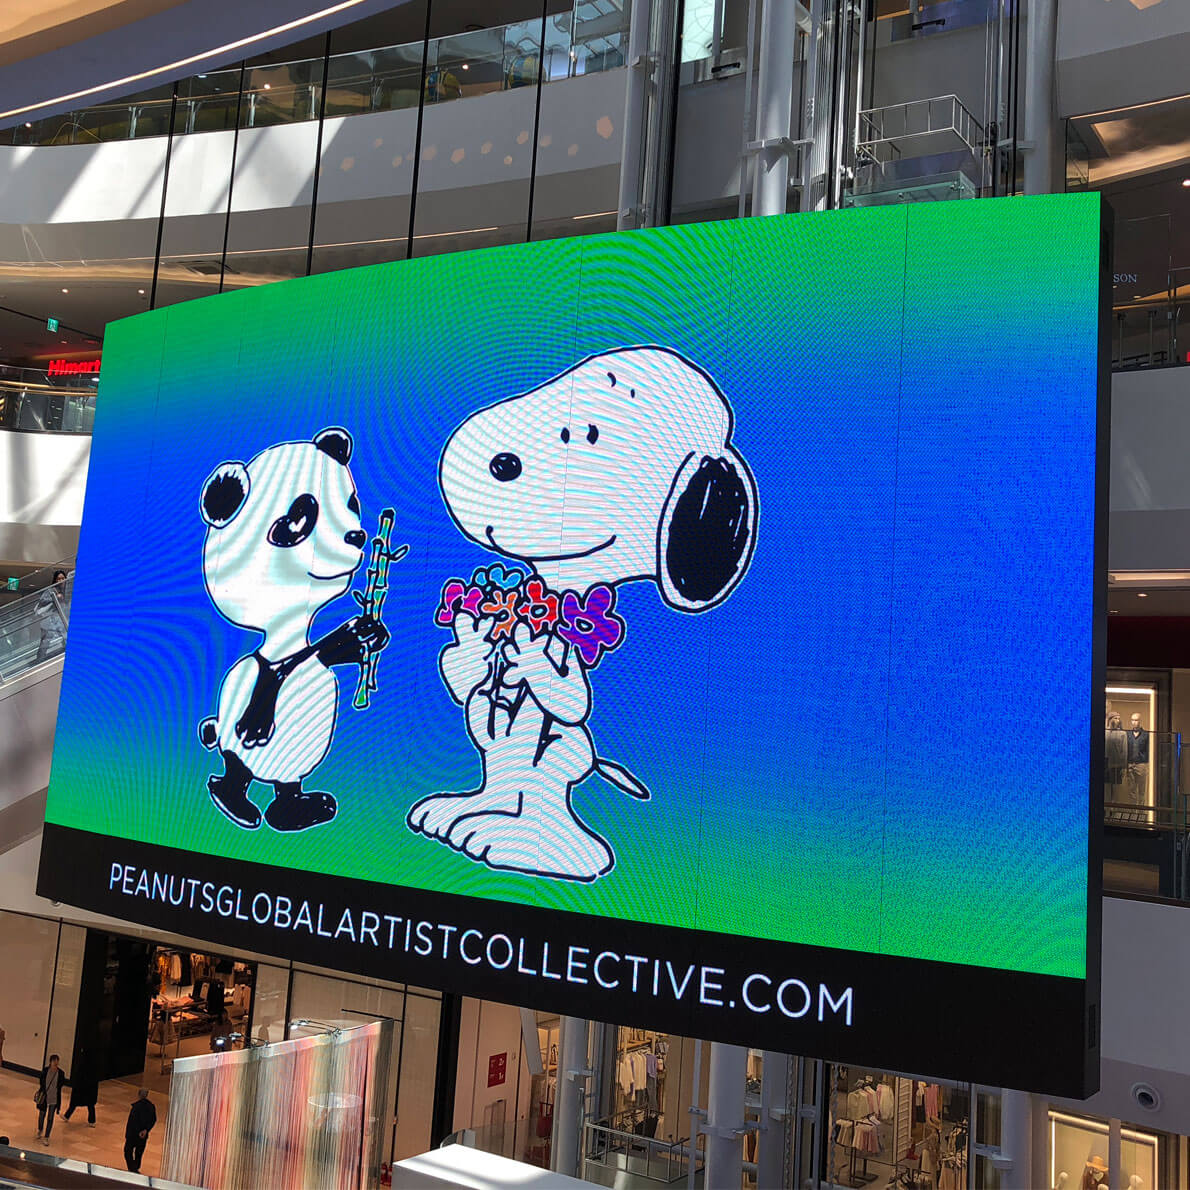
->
[[124, 1089, 156, 1172], [62, 1049, 99, 1125], [36, 1053, 68, 1144]]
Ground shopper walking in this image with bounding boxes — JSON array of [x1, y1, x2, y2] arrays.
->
[[35, 1053, 67, 1144], [62, 1049, 98, 1126], [124, 1088, 156, 1172]]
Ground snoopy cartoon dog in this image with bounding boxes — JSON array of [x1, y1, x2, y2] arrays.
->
[[407, 345, 758, 881], [198, 427, 390, 833]]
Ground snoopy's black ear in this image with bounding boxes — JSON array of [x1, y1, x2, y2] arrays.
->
[[657, 451, 757, 611], [200, 462, 249, 529], [314, 426, 353, 465]]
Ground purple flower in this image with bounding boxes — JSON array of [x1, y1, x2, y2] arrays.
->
[[557, 584, 625, 668], [435, 579, 483, 626]]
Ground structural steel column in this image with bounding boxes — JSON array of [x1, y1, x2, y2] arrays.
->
[[704, 1042, 748, 1190], [550, 1015, 589, 1178], [756, 1050, 790, 1188], [753, 0, 799, 217], [617, 0, 653, 229], [1000, 1088, 1034, 1190], [1108, 1117, 1123, 1190], [1022, 0, 1058, 195]]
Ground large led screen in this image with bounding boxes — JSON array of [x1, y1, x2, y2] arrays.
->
[[40, 194, 1105, 1095]]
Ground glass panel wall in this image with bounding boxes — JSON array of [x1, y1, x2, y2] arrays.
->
[[394, 989, 442, 1160], [0, 2, 633, 359], [530, 1, 626, 240], [411, 10, 545, 255], [0, 910, 60, 1070], [153, 77, 239, 310], [310, 3, 429, 275]]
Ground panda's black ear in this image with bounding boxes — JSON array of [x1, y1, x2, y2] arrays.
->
[[314, 426, 353, 465], [200, 462, 249, 529]]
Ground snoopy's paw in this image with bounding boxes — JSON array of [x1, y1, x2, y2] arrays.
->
[[446, 812, 537, 871], [447, 812, 614, 882], [407, 793, 495, 839]]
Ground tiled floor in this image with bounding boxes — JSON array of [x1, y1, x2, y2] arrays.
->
[[0, 1066, 166, 1178]]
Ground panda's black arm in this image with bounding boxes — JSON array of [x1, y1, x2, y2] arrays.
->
[[313, 615, 389, 668]]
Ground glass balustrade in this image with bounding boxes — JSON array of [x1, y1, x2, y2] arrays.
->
[[0, 383, 96, 432], [0, 572, 73, 685], [2, 4, 629, 149]]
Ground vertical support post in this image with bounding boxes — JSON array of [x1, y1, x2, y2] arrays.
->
[[802, 0, 838, 210], [305, 31, 332, 276], [551, 1016, 588, 1178], [617, 0, 653, 229], [1108, 1117, 1123, 1190], [756, 1050, 790, 1188], [704, 1042, 747, 1190], [753, 0, 797, 217], [148, 85, 179, 311], [1022, 0, 1057, 195], [1000, 1088, 1034, 1190]]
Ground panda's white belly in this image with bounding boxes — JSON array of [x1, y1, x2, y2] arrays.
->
[[217, 653, 338, 783]]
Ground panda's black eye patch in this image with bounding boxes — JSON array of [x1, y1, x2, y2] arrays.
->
[[347, 491, 360, 516], [268, 493, 319, 548]]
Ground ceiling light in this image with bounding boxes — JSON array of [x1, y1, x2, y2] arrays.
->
[[1183, 179, 1190, 187], [61, 287, 69, 293], [461, 63, 469, 70], [1137, 592, 1148, 598], [138, 288, 146, 295], [263, 83, 271, 90], [24, 122, 31, 128]]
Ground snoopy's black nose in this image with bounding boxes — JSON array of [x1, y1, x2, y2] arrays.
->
[[345, 529, 367, 548], [489, 452, 522, 482]]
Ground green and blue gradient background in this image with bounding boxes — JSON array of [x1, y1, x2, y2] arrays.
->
[[46, 195, 1101, 980]]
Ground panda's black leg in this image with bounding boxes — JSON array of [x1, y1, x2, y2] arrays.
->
[[264, 782, 337, 832], [207, 751, 261, 830]]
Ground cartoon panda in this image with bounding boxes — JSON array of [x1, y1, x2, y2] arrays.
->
[[198, 427, 389, 832]]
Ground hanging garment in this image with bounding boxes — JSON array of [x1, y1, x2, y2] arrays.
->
[[876, 1082, 894, 1120]]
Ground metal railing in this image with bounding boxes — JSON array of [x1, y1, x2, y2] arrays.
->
[[3, 3, 628, 148], [0, 573, 73, 685], [582, 1121, 702, 1184], [856, 94, 985, 168], [0, 381, 96, 433]]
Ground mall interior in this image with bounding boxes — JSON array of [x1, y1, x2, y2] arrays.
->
[[0, 1, 1188, 1189]]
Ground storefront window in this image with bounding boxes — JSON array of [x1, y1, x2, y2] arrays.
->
[[1048, 1110, 1159, 1190], [829, 1065, 970, 1189]]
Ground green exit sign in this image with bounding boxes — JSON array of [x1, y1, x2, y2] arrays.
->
[[47, 317, 59, 332], [5, 577, 18, 591]]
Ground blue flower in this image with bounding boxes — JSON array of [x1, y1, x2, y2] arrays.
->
[[471, 563, 527, 594]]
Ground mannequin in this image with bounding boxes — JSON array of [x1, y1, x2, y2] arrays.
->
[[1082, 1155, 1109, 1190], [1053, 1174, 1069, 1190], [1105, 712, 1127, 797]]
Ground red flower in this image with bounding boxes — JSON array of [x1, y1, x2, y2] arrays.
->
[[521, 577, 560, 637]]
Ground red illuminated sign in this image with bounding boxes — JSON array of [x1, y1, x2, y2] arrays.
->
[[48, 359, 101, 376]]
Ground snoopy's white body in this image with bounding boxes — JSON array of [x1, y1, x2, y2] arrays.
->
[[409, 346, 757, 881], [413, 615, 611, 877]]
